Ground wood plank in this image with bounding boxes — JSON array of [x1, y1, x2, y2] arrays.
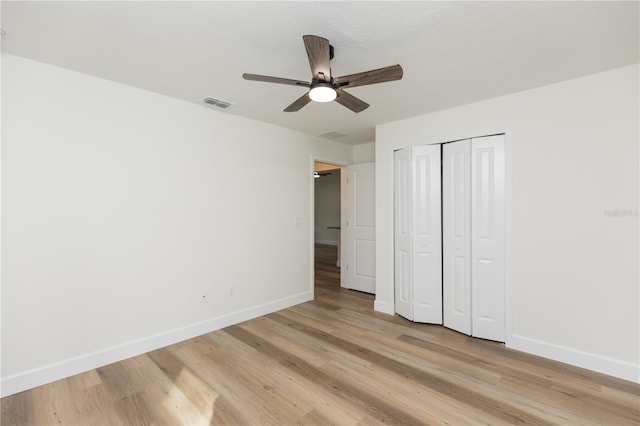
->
[[224, 324, 426, 425], [268, 311, 553, 425]]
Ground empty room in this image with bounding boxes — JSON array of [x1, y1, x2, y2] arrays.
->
[[1, 1, 638, 424]]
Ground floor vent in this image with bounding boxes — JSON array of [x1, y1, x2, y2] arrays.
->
[[203, 97, 232, 109]]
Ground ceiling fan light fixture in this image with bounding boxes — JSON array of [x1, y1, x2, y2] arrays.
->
[[309, 82, 336, 103]]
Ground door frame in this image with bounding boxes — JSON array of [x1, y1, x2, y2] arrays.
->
[[389, 131, 513, 344], [309, 155, 348, 296]]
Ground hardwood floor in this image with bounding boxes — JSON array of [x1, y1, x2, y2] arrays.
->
[[3, 243, 639, 425]]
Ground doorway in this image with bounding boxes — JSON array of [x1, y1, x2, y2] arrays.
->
[[313, 161, 342, 293], [312, 160, 377, 296]]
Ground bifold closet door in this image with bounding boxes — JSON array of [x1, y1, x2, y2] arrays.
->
[[471, 135, 505, 342], [411, 145, 442, 323], [394, 148, 413, 320], [443, 135, 506, 341], [394, 145, 442, 323], [395, 136, 505, 340], [443, 139, 472, 335]]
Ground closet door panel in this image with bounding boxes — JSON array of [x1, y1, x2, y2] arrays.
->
[[443, 140, 472, 335], [412, 145, 442, 323], [394, 148, 413, 320], [471, 135, 505, 342]]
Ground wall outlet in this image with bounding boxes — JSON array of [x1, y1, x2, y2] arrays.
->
[[228, 285, 234, 296], [200, 290, 209, 303]]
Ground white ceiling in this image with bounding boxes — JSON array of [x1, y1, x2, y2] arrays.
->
[[2, 1, 638, 145]]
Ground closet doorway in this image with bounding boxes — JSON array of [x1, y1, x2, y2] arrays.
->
[[394, 134, 507, 342]]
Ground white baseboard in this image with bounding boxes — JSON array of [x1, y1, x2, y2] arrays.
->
[[374, 299, 395, 315], [507, 334, 639, 384], [1, 291, 313, 397], [315, 239, 337, 246]]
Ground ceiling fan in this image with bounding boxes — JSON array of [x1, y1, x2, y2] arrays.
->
[[243, 35, 403, 113]]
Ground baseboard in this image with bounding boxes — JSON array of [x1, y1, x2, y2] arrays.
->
[[507, 334, 639, 384], [315, 239, 337, 246], [374, 299, 395, 315], [1, 291, 313, 397]]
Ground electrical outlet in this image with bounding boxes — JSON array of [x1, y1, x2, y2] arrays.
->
[[228, 285, 234, 296], [200, 290, 209, 303]]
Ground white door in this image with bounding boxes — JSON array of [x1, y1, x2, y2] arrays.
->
[[412, 145, 443, 323], [341, 163, 376, 294], [394, 148, 413, 319], [443, 139, 472, 335], [471, 135, 505, 341]]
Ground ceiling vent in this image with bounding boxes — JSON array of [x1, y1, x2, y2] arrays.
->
[[203, 97, 232, 109], [318, 131, 346, 140]]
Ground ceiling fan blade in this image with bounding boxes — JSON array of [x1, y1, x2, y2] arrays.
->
[[335, 89, 369, 113], [303, 35, 331, 82], [284, 93, 312, 112], [335, 64, 403, 89], [243, 73, 309, 87]]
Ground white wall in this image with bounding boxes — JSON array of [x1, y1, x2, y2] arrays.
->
[[352, 142, 375, 164], [314, 171, 341, 245], [1, 54, 352, 395], [376, 64, 639, 382]]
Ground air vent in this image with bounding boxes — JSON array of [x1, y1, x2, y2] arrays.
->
[[318, 131, 346, 140], [203, 97, 232, 109]]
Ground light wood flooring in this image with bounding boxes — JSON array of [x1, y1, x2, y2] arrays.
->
[[2, 244, 639, 425]]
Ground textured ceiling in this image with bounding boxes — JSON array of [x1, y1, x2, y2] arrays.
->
[[2, 1, 638, 145]]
